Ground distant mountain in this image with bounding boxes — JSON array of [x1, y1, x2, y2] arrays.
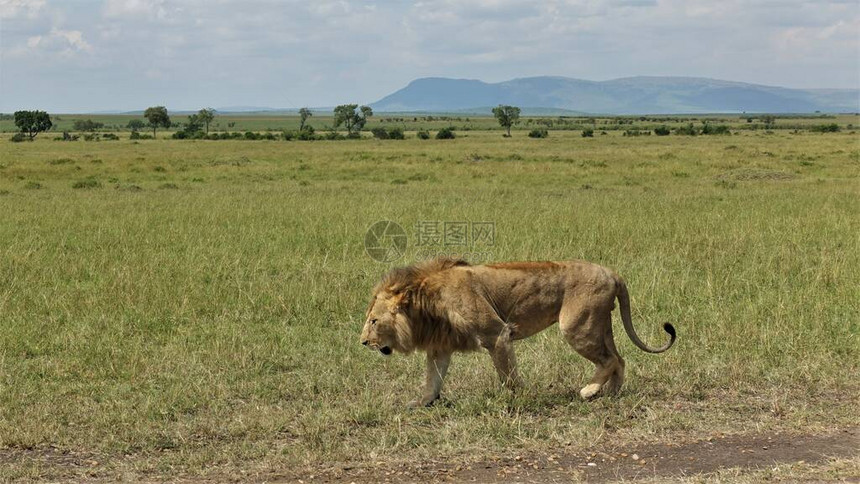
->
[[89, 107, 331, 115], [370, 76, 860, 114]]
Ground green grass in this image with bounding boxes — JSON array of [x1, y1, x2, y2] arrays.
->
[[0, 128, 858, 480]]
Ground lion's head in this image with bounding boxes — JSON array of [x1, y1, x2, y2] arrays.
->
[[360, 257, 471, 355], [360, 289, 413, 355]]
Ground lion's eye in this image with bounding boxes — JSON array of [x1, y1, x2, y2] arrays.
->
[[371, 319, 377, 325]]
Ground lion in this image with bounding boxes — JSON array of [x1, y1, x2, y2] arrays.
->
[[360, 257, 676, 407]]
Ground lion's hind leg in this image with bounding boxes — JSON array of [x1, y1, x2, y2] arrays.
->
[[559, 303, 625, 400], [482, 325, 521, 391]]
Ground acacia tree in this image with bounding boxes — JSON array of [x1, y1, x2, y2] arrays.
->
[[299, 107, 312, 131], [492, 105, 521, 137], [185, 114, 202, 133], [14, 110, 52, 139], [333, 104, 373, 136], [143, 106, 171, 138], [197, 108, 215, 133]]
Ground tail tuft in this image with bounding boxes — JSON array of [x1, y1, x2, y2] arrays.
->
[[664, 323, 676, 339]]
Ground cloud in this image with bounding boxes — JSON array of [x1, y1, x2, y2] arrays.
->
[[0, 0, 857, 112], [102, 0, 172, 20], [7, 27, 91, 58], [0, 0, 46, 19]]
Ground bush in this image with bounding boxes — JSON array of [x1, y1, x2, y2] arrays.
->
[[174, 130, 206, 140], [654, 126, 671, 136], [675, 123, 698, 136], [72, 179, 102, 189], [83, 133, 100, 142], [371, 127, 389, 139], [297, 127, 317, 141], [387, 127, 405, 140], [73, 119, 104, 132], [528, 129, 548, 138], [435, 128, 455, 139], [810, 123, 840, 133], [129, 131, 141, 140], [244, 131, 259, 140], [581, 129, 594, 137], [623, 129, 650, 136], [324, 131, 344, 141], [102, 133, 120, 141], [701, 122, 730, 135], [60, 131, 79, 141], [10, 133, 27, 142], [416, 129, 430, 140]]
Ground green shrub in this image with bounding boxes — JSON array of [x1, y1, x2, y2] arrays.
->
[[581, 129, 594, 137], [73, 119, 104, 132], [10, 133, 27, 142], [810, 123, 840, 133], [416, 129, 430, 140], [700, 122, 730, 135], [675, 123, 698, 136], [129, 131, 141, 140], [528, 129, 548, 138], [654, 126, 671, 136], [72, 179, 102, 189], [297, 127, 317, 141], [371, 127, 389, 139], [435, 128, 455, 139], [387, 128, 405, 140]]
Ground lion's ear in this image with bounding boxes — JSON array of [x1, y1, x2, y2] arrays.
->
[[391, 289, 412, 312]]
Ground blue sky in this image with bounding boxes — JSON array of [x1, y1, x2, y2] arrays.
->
[[1, 0, 858, 112]]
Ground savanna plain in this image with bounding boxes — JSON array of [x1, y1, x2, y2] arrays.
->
[[0, 116, 858, 481]]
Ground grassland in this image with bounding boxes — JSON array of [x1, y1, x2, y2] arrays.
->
[[0, 120, 858, 481]]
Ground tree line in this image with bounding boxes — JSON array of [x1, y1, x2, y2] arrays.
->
[[8, 105, 844, 142]]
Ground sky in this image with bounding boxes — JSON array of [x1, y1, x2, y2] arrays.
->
[[1, 0, 858, 113]]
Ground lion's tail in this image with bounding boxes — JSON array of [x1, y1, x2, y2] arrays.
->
[[615, 275, 676, 353]]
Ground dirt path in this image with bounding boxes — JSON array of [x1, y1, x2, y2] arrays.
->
[[301, 428, 858, 483], [1, 428, 856, 482]]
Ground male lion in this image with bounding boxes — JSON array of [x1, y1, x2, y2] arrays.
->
[[360, 257, 675, 407]]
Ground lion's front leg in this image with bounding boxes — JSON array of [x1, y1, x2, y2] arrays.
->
[[407, 349, 452, 408]]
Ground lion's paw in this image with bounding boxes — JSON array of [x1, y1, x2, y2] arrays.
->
[[407, 397, 437, 409], [579, 384, 602, 400]]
